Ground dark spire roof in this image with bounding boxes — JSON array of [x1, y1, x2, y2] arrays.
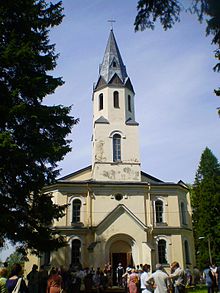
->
[[98, 30, 128, 84]]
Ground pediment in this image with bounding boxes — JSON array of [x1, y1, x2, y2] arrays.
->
[[96, 204, 148, 235], [94, 76, 107, 91], [108, 73, 123, 85]]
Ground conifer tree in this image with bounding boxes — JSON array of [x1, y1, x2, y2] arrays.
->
[[0, 0, 78, 254], [191, 147, 220, 267]]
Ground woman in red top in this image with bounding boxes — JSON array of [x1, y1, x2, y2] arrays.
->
[[47, 269, 62, 293]]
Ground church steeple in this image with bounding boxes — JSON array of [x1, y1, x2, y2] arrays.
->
[[95, 30, 134, 93], [92, 30, 141, 182], [99, 29, 127, 83]]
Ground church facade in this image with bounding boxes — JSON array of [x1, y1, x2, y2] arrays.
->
[[26, 30, 195, 276]]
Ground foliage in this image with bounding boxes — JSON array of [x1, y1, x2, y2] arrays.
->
[[134, 0, 182, 31], [134, 0, 220, 112], [0, 0, 78, 255], [5, 250, 25, 273], [191, 147, 220, 268]]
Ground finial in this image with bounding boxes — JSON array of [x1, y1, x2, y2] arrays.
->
[[108, 19, 116, 30]]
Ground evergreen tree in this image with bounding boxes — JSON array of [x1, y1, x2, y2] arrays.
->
[[191, 147, 220, 267], [0, 1, 78, 254]]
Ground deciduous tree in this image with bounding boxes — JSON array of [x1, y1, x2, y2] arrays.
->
[[0, 0, 78, 255]]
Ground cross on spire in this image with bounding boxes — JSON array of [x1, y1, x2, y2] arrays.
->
[[108, 19, 116, 30]]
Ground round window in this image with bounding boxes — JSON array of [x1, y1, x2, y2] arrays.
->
[[115, 194, 123, 201]]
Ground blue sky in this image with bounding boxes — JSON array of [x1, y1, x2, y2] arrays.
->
[[1, 0, 220, 261], [46, 0, 219, 184]]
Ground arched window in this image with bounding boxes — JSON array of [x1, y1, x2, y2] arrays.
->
[[72, 199, 81, 223], [128, 95, 131, 112], [113, 91, 119, 108], [71, 239, 81, 265], [184, 240, 190, 264], [181, 202, 187, 225], [99, 93, 103, 110], [155, 200, 163, 223], [113, 134, 121, 162], [158, 239, 167, 264]]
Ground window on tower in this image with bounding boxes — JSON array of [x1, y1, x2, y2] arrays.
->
[[99, 93, 103, 110], [113, 134, 121, 162], [113, 91, 119, 108], [128, 95, 132, 112]]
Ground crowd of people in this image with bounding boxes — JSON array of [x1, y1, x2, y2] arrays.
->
[[0, 261, 220, 293], [114, 261, 220, 293]]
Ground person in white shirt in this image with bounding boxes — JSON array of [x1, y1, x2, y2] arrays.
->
[[146, 264, 168, 293], [140, 264, 152, 293]]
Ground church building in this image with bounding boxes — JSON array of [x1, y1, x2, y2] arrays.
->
[[26, 30, 195, 276]]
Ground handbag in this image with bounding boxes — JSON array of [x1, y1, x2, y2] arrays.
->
[[12, 278, 22, 293]]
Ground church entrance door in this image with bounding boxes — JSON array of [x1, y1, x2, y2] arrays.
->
[[110, 240, 133, 285], [112, 252, 127, 285]]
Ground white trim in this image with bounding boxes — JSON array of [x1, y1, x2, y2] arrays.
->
[[154, 235, 171, 264], [68, 236, 83, 266], [153, 197, 167, 224], [69, 197, 82, 224], [109, 130, 126, 139]]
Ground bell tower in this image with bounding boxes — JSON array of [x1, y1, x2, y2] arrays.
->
[[92, 30, 141, 181]]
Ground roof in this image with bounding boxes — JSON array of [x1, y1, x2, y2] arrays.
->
[[56, 165, 188, 190], [99, 29, 127, 83], [94, 30, 134, 92]]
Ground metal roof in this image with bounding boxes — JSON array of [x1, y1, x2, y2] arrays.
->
[[99, 29, 128, 84]]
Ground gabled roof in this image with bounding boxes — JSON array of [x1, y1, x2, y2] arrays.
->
[[56, 166, 187, 189], [57, 165, 162, 184], [141, 171, 163, 183], [58, 165, 92, 181]]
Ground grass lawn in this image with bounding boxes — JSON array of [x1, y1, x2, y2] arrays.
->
[[188, 285, 207, 293]]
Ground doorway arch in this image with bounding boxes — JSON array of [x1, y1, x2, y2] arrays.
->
[[106, 234, 137, 285]]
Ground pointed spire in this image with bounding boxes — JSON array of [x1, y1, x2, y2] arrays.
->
[[99, 30, 128, 84]]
